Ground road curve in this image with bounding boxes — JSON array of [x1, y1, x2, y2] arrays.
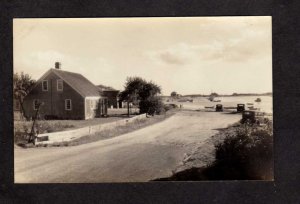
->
[[15, 111, 241, 183]]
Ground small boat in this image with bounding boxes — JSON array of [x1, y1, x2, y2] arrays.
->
[[255, 98, 261, 102], [213, 99, 221, 102], [247, 103, 254, 105]]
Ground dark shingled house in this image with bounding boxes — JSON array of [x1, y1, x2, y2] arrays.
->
[[23, 62, 108, 120]]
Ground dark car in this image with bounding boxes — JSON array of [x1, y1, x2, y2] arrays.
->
[[241, 111, 270, 125], [216, 104, 223, 112], [237, 104, 245, 112], [241, 110, 256, 123]]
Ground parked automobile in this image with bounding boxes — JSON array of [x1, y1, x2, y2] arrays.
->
[[241, 110, 271, 125], [216, 104, 223, 112], [237, 104, 245, 112]]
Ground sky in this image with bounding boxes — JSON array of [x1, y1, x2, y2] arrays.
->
[[14, 17, 272, 95]]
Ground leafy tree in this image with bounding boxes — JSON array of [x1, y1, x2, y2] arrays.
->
[[119, 77, 146, 108], [139, 96, 164, 116], [171, 91, 177, 97], [119, 77, 162, 115], [13, 72, 36, 119], [210, 92, 219, 97]]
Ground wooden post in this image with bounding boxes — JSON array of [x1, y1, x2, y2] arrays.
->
[[127, 101, 130, 118], [28, 102, 42, 144]]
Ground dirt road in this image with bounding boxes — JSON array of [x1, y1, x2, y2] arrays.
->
[[15, 111, 241, 183]]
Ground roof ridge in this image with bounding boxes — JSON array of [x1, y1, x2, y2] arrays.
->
[[52, 68, 83, 75]]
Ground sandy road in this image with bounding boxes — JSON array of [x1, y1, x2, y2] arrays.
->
[[15, 111, 241, 183]]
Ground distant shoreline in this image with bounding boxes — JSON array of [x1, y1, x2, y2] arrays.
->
[[161, 93, 273, 98]]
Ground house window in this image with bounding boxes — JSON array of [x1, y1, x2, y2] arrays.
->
[[65, 99, 72, 110], [42, 80, 48, 91], [33, 100, 39, 110], [57, 79, 63, 91]]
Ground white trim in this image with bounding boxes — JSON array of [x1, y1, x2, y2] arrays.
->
[[33, 99, 38, 110], [42, 80, 48, 91], [65, 99, 72, 110], [57, 79, 63, 91]]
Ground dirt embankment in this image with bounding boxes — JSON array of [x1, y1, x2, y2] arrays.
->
[[153, 125, 240, 180], [153, 121, 273, 181]]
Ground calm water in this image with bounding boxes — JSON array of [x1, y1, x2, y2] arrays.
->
[[165, 96, 273, 113]]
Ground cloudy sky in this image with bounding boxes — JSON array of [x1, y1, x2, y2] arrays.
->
[[14, 17, 272, 95]]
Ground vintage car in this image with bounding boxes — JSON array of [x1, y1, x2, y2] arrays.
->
[[237, 104, 245, 112], [241, 110, 271, 125], [215, 104, 223, 112]]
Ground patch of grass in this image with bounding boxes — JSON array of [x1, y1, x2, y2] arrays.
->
[[14, 121, 75, 146], [67, 115, 170, 146], [14, 117, 125, 146], [15, 109, 177, 148]]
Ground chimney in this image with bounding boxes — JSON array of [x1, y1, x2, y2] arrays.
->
[[55, 62, 61, 69]]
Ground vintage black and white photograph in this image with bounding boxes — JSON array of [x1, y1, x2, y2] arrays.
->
[[13, 17, 273, 183]]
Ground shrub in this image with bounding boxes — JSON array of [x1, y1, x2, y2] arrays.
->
[[139, 96, 164, 115], [163, 104, 178, 112], [206, 123, 273, 180]]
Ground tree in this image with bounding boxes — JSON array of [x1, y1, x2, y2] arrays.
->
[[210, 92, 219, 97], [171, 91, 177, 97], [13, 72, 36, 119], [119, 77, 146, 102], [119, 77, 162, 116]]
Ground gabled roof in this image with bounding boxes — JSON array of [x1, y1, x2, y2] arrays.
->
[[50, 69, 101, 97]]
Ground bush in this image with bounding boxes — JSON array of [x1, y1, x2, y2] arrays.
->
[[153, 122, 273, 181], [163, 104, 178, 112], [139, 96, 164, 115], [206, 123, 273, 180]]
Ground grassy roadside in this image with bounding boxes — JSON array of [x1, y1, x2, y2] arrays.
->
[[33, 110, 177, 148], [14, 117, 126, 146]]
